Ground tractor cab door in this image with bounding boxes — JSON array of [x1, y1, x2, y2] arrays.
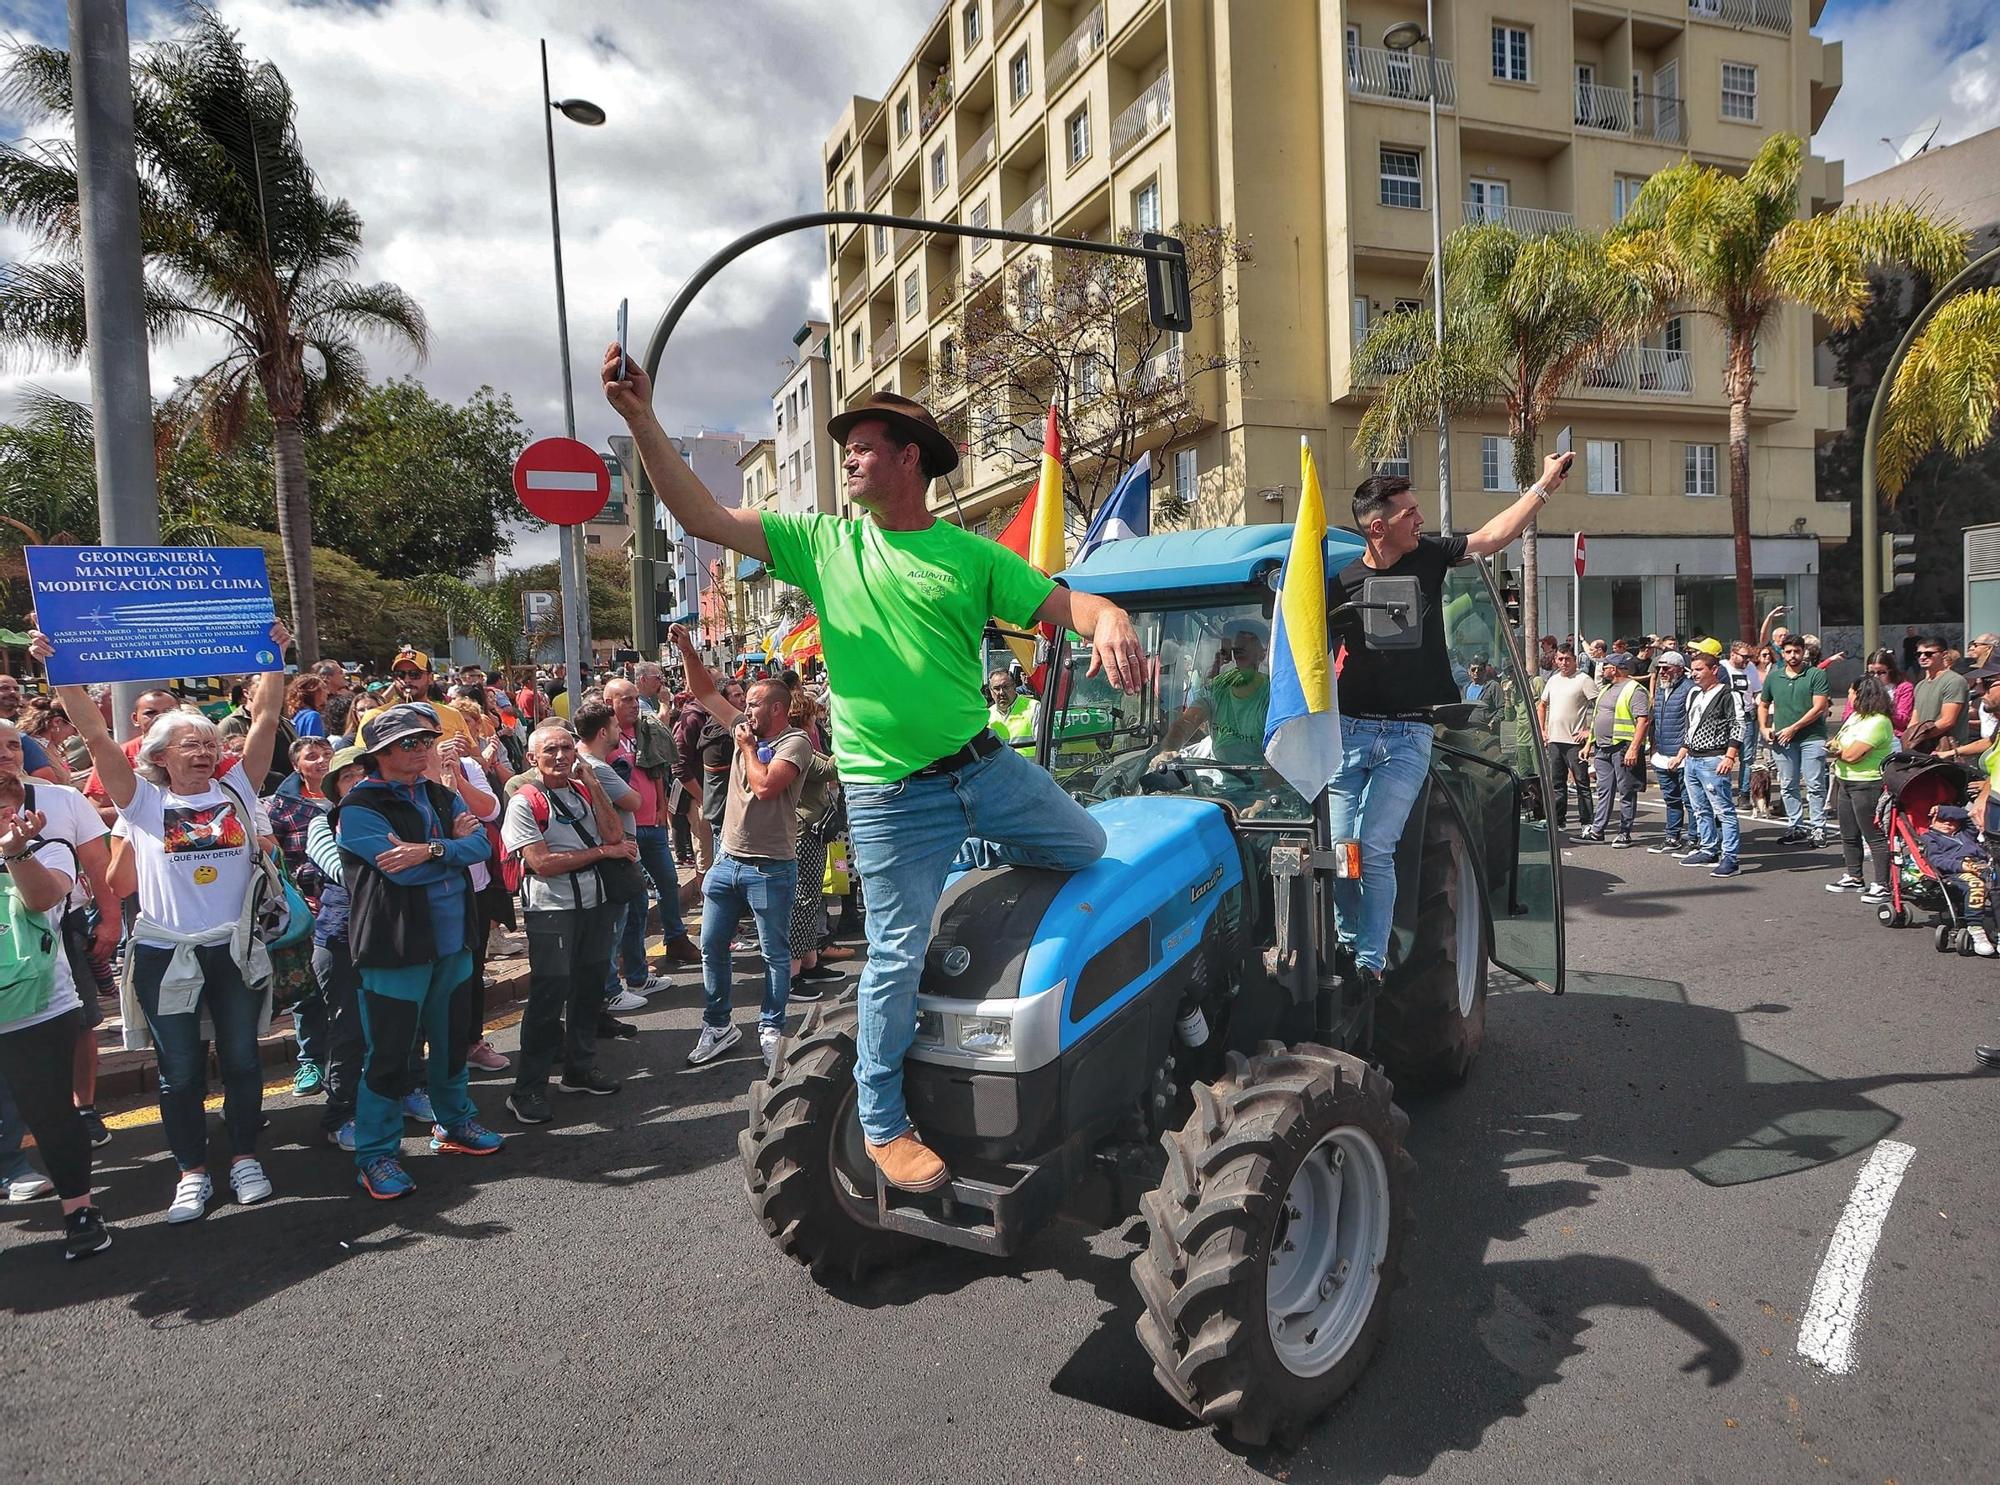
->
[[1428, 562, 1565, 993]]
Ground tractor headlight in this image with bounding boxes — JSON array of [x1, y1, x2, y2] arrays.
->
[[956, 1016, 1013, 1054]]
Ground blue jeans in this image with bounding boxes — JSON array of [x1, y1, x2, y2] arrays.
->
[[353, 950, 478, 1167], [1770, 736, 1828, 830], [699, 855, 798, 1033], [1659, 763, 1687, 840], [1685, 756, 1741, 862], [844, 744, 1106, 1144], [131, 942, 265, 1171], [606, 824, 689, 990], [1327, 718, 1435, 973]]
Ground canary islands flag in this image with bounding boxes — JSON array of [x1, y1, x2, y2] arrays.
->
[[1262, 438, 1342, 801]]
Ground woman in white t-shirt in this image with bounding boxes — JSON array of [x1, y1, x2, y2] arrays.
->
[[0, 799, 111, 1260], [60, 686, 282, 1226]]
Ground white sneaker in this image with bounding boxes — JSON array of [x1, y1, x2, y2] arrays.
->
[[605, 987, 647, 1014], [487, 924, 526, 959], [228, 1158, 273, 1205], [1825, 874, 1864, 893], [6, 1173, 54, 1202], [629, 974, 670, 998], [760, 1027, 783, 1072], [1973, 927, 1998, 958], [166, 1171, 213, 1224], [686, 1022, 741, 1066]]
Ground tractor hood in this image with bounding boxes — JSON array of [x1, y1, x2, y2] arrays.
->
[[912, 796, 1244, 1073]]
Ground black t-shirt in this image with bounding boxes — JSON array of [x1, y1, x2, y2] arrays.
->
[[1330, 532, 1470, 718]]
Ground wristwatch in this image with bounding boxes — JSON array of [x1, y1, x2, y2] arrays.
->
[[427, 840, 445, 861]]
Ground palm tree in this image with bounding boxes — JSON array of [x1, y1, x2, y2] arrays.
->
[[1612, 132, 1965, 640], [0, 6, 428, 664], [1356, 224, 1661, 644], [1877, 286, 2000, 501], [407, 572, 532, 668]]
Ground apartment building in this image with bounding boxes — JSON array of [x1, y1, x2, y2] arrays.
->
[[820, 0, 1848, 640], [773, 320, 844, 518]]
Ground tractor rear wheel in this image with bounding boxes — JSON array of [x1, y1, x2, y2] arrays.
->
[[740, 994, 918, 1284], [1374, 807, 1488, 1088], [1133, 1042, 1415, 1449]]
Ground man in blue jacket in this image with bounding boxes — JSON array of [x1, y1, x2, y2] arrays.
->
[[1646, 652, 1692, 854], [334, 705, 502, 1199]]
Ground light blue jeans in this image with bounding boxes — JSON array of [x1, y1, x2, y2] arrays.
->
[[1686, 755, 1742, 862], [844, 745, 1106, 1144], [1327, 718, 1435, 973], [1770, 736, 1829, 831], [699, 855, 797, 1033]]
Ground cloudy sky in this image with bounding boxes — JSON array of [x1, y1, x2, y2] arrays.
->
[[0, 0, 1993, 568]]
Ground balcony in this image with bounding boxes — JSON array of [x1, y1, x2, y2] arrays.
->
[[1582, 345, 1693, 395], [1351, 324, 1418, 379], [1687, 0, 1791, 36], [1573, 81, 1631, 133], [871, 325, 901, 370], [1110, 73, 1172, 163], [1347, 45, 1456, 107], [838, 273, 868, 319], [1046, 6, 1106, 96], [995, 0, 1027, 38], [1138, 346, 1183, 394], [959, 123, 997, 184], [1004, 186, 1050, 236], [1463, 201, 1573, 235], [920, 75, 955, 136], [894, 225, 924, 260], [1634, 92, 1687, 145], [865, 155, 891, 203]]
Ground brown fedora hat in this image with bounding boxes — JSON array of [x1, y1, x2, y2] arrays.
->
[[825, 391, 960, 479]]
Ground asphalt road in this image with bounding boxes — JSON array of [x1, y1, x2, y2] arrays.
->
[[4, 806, 1995, 1485]]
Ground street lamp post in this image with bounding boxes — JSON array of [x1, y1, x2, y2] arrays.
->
[[1384, 9, 1452, 535], [539, 38, 605, 693]]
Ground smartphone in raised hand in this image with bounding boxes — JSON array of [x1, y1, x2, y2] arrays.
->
[[1553, 424, 1574, 476], [616, 298, 629, 381]]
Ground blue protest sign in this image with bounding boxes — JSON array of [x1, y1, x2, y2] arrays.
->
[[25, 546, 281, 686]]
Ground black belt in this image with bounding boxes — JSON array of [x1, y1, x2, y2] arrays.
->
[[912, 729, 1003, 778]]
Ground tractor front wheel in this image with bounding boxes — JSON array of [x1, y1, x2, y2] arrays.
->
[[1133, 1042, 1415, 1449], [740, 994, 918, 1285], [1375, 808, 1488, 1089]]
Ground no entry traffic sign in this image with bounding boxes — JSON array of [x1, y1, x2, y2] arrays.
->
[[1573, 532, 1587, 579], [514, 437, 611, 525]]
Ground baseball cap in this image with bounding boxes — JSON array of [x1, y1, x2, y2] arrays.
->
[[358, 703, 441, 754], [390, 647, 431, 673], [1691, 637, 1724, 658], [1655, 650, 1687, 669], [1602, 651, 1634, 672]]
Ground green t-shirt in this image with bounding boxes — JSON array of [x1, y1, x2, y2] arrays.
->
[[1191, 671, 1272, 764], [1830, 711, 1894, 782], [760, 512, 1057, 783], [1760, 664, 1829, 740]]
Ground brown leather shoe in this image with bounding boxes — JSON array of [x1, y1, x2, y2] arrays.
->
[[817, 944, 859, 963], [659, 935, 702, 966], [864, 1131, 950, 1192]]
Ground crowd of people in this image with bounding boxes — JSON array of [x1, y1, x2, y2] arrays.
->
[[0, 622, 865, 1257], [1523, 616, 2000, 911]]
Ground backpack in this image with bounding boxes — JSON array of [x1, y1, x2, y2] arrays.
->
[[0, 835, 74, 1026]]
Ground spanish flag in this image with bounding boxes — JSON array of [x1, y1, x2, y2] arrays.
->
[[1261, 438, 1343, 801], [1027, 403, 1065, 575]]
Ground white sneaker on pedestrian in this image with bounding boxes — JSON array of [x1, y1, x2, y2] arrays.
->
[[686, 1022, 741, 1066], [166, 1171, 213, 1224], [1973, 926, 1998, 958], [486, 924, 526, 959], [605, 987, 647, 1014], [629, 974, 671, 998], [760, 1026, 783, 1072], [228, 1158, 273, 1205], [1859, 884, 1889, 905], [6, 1172, 54, 1202]]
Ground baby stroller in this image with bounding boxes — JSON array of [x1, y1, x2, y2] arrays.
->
[[1876, 751, 1987, 952]]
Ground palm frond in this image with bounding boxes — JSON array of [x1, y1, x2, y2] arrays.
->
[[1878, 287, 2000, 499], [0, 41, 73, 121], [1766, 204, 1968, 327], [406, 573, 523, 664], [294, 278, 429, 361]]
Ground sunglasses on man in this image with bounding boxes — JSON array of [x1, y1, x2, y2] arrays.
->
[[388, 733, 438, 753]]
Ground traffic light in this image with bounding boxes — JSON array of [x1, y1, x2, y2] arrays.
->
[[1141, 232, 1193, 333], [1881, 532, 1916, 595]]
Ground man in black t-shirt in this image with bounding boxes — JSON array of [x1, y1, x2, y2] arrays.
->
[[1328, 455, 1571, 987]]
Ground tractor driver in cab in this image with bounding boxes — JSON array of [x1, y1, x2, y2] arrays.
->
[[1329, 454, 1571, 995], [1155, 619, 1272, 767]]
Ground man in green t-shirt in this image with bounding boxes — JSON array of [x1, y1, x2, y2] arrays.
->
[[1157, 620, 1272, 766], [1757, 634, 1831, 847], [606, 358, 1142, 1195]]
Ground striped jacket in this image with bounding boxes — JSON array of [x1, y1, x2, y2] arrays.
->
[[1682, 682, 1742, 756]]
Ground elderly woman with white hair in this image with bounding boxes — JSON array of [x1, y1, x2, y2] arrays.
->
[[47, 626, 292, 1226]]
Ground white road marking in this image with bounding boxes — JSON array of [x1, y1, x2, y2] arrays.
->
[[1797, 1139, 1917, 1375], [524, 469, 600, 491]]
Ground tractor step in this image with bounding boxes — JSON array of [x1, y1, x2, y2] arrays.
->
[[875, 1157, 1061, 1257]]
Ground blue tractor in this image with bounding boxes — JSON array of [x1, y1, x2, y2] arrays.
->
[[741, 524, 1565, 1447]]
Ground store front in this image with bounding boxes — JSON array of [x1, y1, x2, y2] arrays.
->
[[1532, 534, 1822, 646]]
